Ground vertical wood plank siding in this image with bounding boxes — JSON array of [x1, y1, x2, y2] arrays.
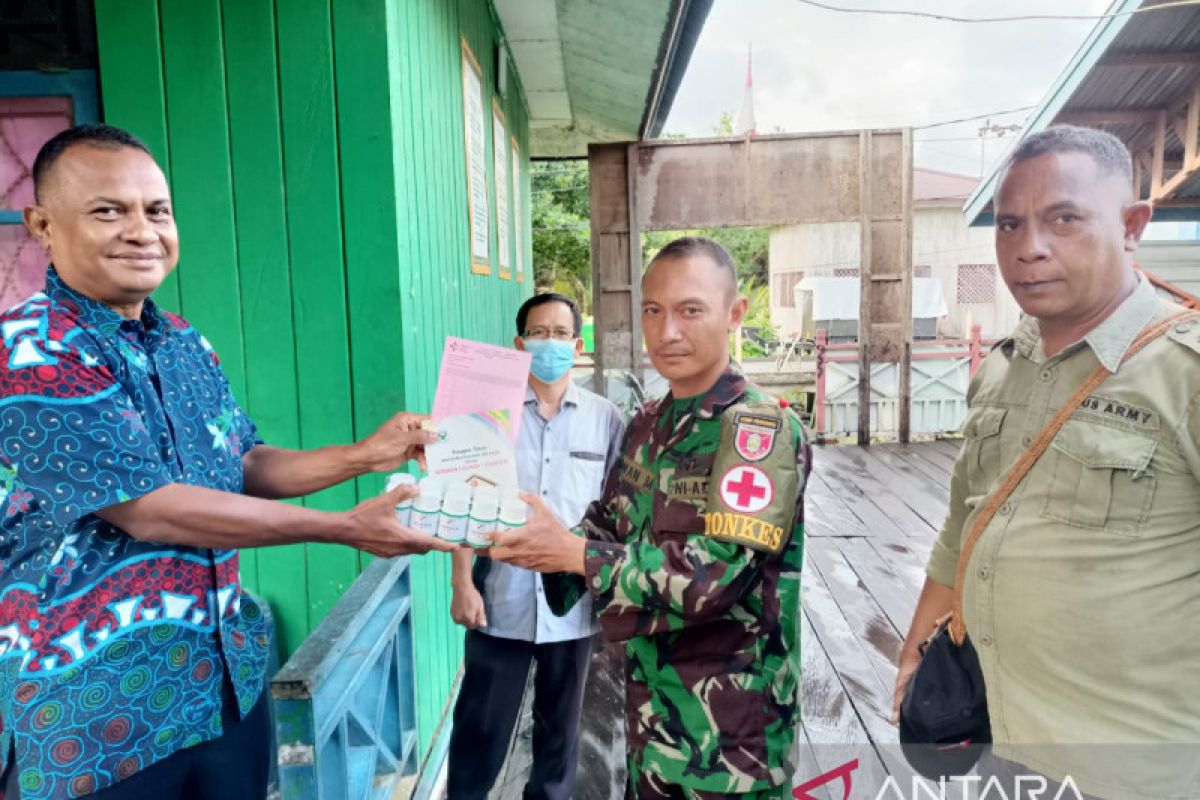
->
[[93, 0, 531, 748], [275, 0, 360, 648], [93, 0, 180, 311]]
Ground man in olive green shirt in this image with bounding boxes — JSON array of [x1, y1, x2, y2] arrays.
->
[[894, 125, 1200, 800]]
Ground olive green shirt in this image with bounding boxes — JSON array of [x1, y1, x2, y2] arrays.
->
[[927, 278, 1200, 800]]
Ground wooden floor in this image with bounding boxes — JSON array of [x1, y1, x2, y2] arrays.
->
[[487, 440, 959, 800], [793, 439, 957, 798]]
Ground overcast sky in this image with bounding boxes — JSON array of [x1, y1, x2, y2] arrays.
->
[[663, 0, 1113, 180]]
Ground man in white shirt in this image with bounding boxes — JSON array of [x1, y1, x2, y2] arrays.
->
[[446, 293, 624, 800]]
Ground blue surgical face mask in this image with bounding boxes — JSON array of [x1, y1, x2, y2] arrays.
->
[[523, 338, 576, 383]]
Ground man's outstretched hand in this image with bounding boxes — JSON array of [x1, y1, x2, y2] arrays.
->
[[487, 492, 586, 575], [342, 483, 456, 557], [357, 411, 439, 473]]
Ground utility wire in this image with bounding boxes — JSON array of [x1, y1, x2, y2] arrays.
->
[[533, 223, 591, 231], [792, 0, 1200, 24], [916, 135, 1018, 143], [915, 106, 1033, 129]]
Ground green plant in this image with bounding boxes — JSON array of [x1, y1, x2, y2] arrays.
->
[[734, 279, 777, 358]]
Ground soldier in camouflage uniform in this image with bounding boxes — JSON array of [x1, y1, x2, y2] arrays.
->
[[490, 237, 811, 799]]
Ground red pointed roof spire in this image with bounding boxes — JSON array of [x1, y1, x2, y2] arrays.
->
[[735, 43, 756, 135]]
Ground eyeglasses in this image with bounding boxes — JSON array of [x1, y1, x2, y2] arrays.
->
[[523, 327, 576, 342]]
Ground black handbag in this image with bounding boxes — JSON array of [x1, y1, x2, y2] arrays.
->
[[898, 311, 1192, 780], [899, 619, 990, 779]]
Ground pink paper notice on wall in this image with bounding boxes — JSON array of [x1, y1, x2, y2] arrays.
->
[[431, 337, 531, 444]]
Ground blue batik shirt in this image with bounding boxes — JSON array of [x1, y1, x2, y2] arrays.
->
[[0, 268, 270, 800]]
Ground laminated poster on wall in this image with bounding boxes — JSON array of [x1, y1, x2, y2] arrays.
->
[[425, 337, 532, 493]]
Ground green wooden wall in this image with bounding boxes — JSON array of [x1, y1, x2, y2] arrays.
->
[[94, 0, 531, 749]]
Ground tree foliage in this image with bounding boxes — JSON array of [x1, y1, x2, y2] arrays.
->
[[531, 159, 592, 311], [642, 227, 768, 288]]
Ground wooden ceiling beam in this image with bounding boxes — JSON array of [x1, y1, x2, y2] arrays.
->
[[1056, 110, 1161, 126], [1151, 81, 1200, 203]]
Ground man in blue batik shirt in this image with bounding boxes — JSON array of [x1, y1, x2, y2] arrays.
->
[[0, 124, 453, 800], [445, 294, 624, 800]]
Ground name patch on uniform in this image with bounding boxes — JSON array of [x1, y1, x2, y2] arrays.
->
[[705, 511, 785, 552], [669, 475, 709, 501], [619, 456, 656, 493], [733, 413, 781, 462], [1079, 395, 1159, 429]]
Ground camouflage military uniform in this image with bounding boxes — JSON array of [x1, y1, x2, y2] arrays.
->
[[546, 368, 810, 798]]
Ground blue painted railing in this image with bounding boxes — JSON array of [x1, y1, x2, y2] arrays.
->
[[271, 558, 419, 799]]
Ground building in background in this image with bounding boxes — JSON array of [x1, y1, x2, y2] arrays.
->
[[769, 167, 1020, 340], [1138, 239, 1200, 296]]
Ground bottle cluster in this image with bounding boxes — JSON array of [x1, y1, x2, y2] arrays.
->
[[385, 474, 527, 547]]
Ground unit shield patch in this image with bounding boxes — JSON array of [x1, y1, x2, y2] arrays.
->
[[733, 412, 781, 462]]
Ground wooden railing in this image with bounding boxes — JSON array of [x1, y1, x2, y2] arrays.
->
[[814, 325, 998, 438]]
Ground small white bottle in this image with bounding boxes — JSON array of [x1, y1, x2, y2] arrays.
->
[[498, 495, 528, 533], [466, 486, 500, 548], [409, 477, 445, 536], [385, 473, 417, 526], [437, 483, 471, 543]]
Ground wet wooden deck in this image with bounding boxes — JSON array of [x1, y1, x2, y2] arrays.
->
[[791, 440, 956, 798], [487, 441, 958, 800]]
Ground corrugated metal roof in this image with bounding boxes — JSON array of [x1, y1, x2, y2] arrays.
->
[[965, 0, 1200, 225], [495, 0, 712, 158], [914, 167, 979, 204]]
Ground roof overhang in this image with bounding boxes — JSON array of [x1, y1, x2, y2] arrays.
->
[[965, 0, 1200, 225], [494, 0, 712, 158]]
